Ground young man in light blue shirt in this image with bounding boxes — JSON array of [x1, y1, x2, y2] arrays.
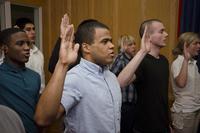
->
[[35, 14, 121, 133]]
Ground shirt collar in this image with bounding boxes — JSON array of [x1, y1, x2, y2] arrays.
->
[[121, 52, 132, 60], [178, 55, 196, 64], [80, 58, 108, 75], [31, 45, 39, 53], [0, 51, 4, 64], [2, 60, 26, 73]]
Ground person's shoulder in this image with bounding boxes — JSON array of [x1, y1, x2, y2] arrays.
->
[[159, 54, 167, 59], [0, 63, 9, 72], [0, 105, 26, 133], [26, 67, 40, 77], [115, 52, 125, 60], [107, 69, 117, 77], [0, 64, 3, 69], [66, 64, 84, 77], [172, 55, 183, 65], [159, 54, 169, 62]]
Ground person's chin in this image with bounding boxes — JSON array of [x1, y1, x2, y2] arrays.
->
[[160, 43, 166, 48]]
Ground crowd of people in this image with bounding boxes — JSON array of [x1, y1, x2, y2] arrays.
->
[[0, 13, 200, 133]]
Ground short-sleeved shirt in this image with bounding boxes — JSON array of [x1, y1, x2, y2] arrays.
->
[[171, 55, 200, 113], [0, 61, 40, 133], [61, 58, 122, 133], [134, 54, 169, 132]]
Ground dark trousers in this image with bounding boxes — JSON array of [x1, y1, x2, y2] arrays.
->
[[120, 102, 135, 133], [133, 128, 169, 133]]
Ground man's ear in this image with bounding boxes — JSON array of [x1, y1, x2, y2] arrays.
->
[[82, 43, 91, 54], [3, 45, 8, 54]]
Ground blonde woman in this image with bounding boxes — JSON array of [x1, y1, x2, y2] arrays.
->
[[110, 35, 136, 133], [171, 32, 200, 133]]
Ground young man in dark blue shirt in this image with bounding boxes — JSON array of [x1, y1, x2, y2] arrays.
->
[[0, 28, 40, 133]]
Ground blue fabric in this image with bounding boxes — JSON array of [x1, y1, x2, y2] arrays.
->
[[179, 0, 200, 73], [61, 58, 122, 133], [197, 53, 200, 73], [0, 62, 40, 133], [180, 0, 200, 34]]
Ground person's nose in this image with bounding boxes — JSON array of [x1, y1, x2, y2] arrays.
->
[[109, 42, 114, 49], [23, 42, 30, 50], [164, 31, 168, 37]]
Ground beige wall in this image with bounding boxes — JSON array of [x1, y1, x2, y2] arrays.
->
[[10, 0, 179, 82], [8, 0, 179, 132]]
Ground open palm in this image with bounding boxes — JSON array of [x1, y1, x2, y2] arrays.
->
[[141, 26, 151, 53], [183, 42, 191, 60], [59, 14, 79, 66]]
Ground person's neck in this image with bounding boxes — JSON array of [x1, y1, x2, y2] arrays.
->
[[4, 58, 25, 68], [148, 45, 161, 59], [124, 52, 132, 59]]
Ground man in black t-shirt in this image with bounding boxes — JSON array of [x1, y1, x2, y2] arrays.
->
[[118, 19, 170, 133]]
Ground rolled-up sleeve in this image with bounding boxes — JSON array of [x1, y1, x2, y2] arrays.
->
[[61, 73, 82, 113]]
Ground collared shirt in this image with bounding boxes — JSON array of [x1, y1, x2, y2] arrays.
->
[[61, 58, 122, 133], [26, 45, 45, 93], [110, 52, 136, 103], [0, 61, 40, 133], [0, 51, 4, 65], [171, 55, 200, 113]]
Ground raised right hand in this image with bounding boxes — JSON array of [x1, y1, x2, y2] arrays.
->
[[141, 26, 151, 53], [59, 13, 80, 67]]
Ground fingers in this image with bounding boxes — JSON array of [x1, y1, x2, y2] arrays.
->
[[60, 13, 70, 38], [69, 24, 74, 43], [183, 42, 188, 49], [63, 13, 69, 25], [143, 26, 148, 38], [183, 42, 189, 54], [61, 13, 69, 27], [65, 25, 73, 42], [141, 26, 148, 44], [183, 42, 191, 59]]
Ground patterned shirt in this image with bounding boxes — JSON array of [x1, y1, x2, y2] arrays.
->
[[110, 52, 137, 103]]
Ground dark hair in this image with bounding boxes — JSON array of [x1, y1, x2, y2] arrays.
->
[[75, 19, 109, 45], [139, 19, 162, 38], [0, 28, 25, 46], [74, 19, 109, 57], [15, 18, 34, 29]]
